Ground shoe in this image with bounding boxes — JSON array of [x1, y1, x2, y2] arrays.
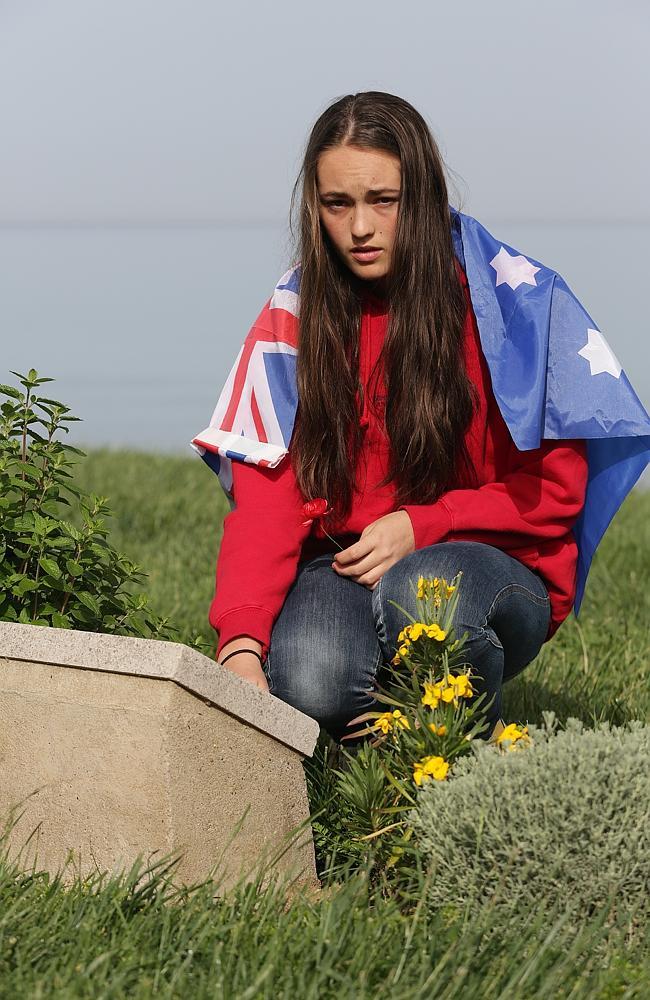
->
[[488, 718, 506, 743]]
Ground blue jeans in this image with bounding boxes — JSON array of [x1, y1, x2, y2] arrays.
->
[[262, 541, 551, 743]]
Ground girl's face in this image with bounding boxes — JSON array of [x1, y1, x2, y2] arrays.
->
[[317, 144, 401, 292]]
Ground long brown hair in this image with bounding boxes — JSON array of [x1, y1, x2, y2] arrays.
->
[[287, 91, 476, 532]]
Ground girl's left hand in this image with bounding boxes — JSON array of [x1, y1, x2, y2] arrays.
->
[[331, 511, 415, 590]]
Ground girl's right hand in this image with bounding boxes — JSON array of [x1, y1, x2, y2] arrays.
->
[[217, 651, 270, 693]]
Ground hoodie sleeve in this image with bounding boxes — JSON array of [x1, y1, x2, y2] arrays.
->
[[398, 436, 588, 552], [209, 453, 312, 663]]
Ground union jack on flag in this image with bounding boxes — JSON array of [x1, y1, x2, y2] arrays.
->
[[191, 207, 650, 614], [190, 265, 301, 503]]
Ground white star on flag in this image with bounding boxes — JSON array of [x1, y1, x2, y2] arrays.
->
[[489, 246, 541, 290], [578, 328, 622, 379]]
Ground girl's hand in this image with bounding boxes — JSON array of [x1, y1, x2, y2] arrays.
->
[[331, 511, 415, 590], [218, 652, 270, 692]]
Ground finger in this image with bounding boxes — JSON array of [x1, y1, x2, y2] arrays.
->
[[334, 554, 378, 577], [357, 565, 386, 589], [333, 536, 374, 566]]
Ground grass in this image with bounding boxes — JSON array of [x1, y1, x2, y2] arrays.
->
[[66, 447, 225, 651], [1, 843, 648, 998], [1, 445, 648, 997]]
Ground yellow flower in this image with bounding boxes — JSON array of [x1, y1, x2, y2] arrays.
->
[[448, 672, 474, 699], [374, 712, 395, 734], [417, 576, 444, 607], [426, 756, 449, 780], [421, 680, 443, 709], [416, 575, 459, 608], [497, 722, 518, 741], [496, 723, 530, 750], [412, 762, 426, 786], [398, 621, 449, 650], [413, 754, 449, 786], [392, 637, 412, 664], [421, 673, 474, 710], [391, 709, 411, 730], [373, 709, 411, 735], [428, 722, 447, 736]]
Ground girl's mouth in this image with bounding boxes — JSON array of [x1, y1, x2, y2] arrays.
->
[[351, 248, 383, 262]]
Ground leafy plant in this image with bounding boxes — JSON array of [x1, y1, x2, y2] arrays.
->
[[312, 573, 511, 887], [0, 368, 208, 650]]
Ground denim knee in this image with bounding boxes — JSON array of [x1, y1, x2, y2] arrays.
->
[[374, 546, 492, 646], [265, 641, 381, 730]]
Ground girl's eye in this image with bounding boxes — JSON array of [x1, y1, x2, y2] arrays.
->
[[325, 197, 397, 208]]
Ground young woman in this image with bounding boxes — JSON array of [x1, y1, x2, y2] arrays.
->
[[205, 91, 589, 744]]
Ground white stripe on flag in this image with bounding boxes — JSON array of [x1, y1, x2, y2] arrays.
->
[[191, 426, 288, 467], [207, 343, 245, 430]]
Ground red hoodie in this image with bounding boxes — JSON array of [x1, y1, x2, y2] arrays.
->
[[211, 263, 588, 663]]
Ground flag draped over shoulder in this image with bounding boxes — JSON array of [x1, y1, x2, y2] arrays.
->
[[190, 266, 300, 503], [191, 207, 650, 614]]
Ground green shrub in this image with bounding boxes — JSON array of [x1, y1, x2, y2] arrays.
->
[[410, 713, 650, 934], [0, 368, 190, 642]]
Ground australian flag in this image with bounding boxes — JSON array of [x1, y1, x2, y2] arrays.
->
[[191, 207, 650, 615]]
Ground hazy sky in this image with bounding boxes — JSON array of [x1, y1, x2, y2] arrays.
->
[[1, 0, 648, 226]]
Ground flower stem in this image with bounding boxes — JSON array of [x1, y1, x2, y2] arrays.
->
[[320, 527, 344, 550]]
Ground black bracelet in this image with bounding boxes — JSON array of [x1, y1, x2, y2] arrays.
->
[[219, 647, 263, 666]]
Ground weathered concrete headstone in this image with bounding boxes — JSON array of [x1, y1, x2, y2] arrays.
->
[[0, 622, 321, 894]]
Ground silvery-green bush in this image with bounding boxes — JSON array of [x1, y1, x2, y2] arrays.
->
[[410, 713, 650, 931]]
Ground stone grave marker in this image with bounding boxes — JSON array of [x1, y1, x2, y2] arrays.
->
[[0, 621, 321, 894]]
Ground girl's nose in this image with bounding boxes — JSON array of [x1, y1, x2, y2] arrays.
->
[[350, 206, 373, 238]]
